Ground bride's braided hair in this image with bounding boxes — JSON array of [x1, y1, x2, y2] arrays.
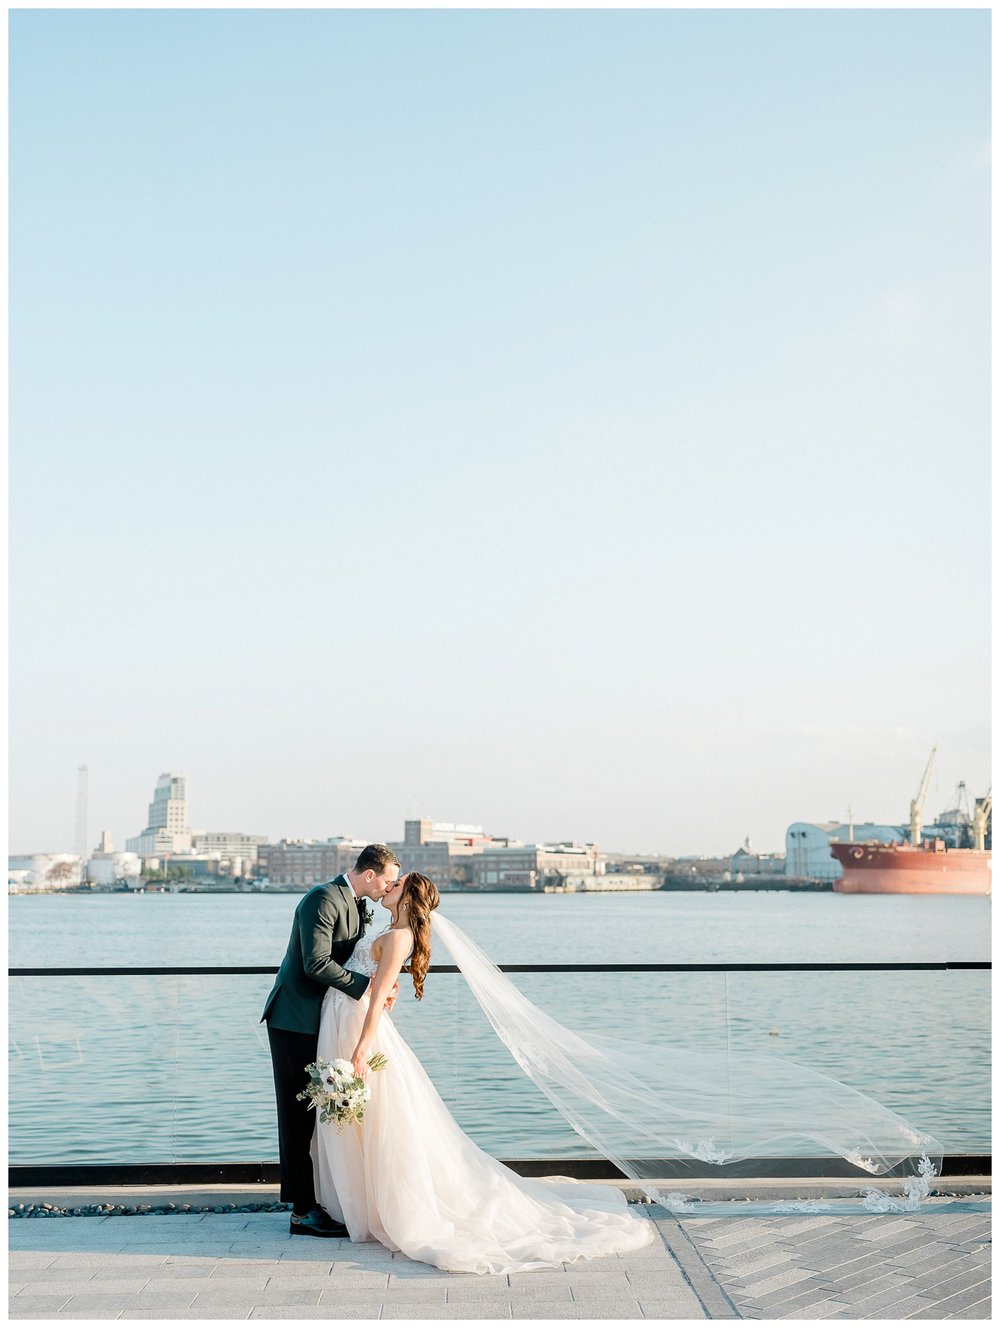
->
[[398, 871, 440, 1000]]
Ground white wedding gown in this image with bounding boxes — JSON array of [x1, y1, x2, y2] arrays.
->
[[311, 926, 655, 1275]]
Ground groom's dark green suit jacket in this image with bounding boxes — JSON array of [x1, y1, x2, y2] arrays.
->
[[261, 875, 372, 1035]]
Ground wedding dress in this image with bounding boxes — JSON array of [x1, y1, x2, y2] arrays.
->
[[312, 924, 654, 1274], [313, 916, 944, 1273]]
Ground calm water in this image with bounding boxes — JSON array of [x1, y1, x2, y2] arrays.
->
[[8, 890, 991, 1164], [8, 887, 993, 966]]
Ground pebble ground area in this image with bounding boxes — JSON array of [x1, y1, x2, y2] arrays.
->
[[7, 1195, 991, 1321]]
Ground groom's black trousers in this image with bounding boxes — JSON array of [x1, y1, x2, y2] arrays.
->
[[266, 1025, 319, 1210]]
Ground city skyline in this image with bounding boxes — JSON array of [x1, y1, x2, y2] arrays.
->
[[10, 10, 990, 860], [9, 754, 988, 862]]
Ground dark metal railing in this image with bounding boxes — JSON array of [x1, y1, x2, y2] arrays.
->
[[9, 1155, 991, 1189], [9, 960, 991, 977]]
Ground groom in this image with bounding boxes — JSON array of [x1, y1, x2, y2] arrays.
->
[[262, 843, 401, 1237]]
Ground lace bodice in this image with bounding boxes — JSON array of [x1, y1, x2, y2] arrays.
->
[[342, 924, 415, 984], [346, 926, 387, 978], [320, 927, 388, 1013]]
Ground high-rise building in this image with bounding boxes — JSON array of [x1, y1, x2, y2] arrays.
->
[[126, 772, 193, 856]]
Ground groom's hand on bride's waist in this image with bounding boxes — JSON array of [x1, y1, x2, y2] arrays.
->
[[384, 980, 400, 1012]]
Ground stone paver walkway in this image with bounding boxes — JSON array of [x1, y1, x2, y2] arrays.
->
[[664, 1203, 991, 1320], [8, 1208, 702, 1321], [8, 1198, 991, 1320]]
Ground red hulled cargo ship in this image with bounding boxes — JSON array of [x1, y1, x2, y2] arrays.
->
[[830, 839, 991, 895]]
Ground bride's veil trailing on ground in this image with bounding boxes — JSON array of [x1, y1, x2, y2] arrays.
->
[[430, 914, 943, 1215]]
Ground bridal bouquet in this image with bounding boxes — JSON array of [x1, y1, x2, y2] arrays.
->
[[297, 1055, 388, 1131]]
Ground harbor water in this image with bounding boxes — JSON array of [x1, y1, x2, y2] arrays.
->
[[8, 890, 991, 1165]]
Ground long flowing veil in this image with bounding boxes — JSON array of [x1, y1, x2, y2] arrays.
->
[[430, 913, 943, 1214]]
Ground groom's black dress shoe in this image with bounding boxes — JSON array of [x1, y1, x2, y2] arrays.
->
[[290, 1206, 348, 1238]]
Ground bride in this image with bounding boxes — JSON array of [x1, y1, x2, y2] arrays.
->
[[312, 872, 943, 1275], [312, 871, 654, 1274]]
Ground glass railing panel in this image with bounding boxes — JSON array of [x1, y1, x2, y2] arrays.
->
[[391, 970, 734, 1158], [10, 974, 185, 1165], [720, 968, 991, 1154], [8, 967, 990, 1167], [170, 976, 278, 1162]]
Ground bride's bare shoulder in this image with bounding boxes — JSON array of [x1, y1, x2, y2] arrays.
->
[[372, 926, 414, 960]]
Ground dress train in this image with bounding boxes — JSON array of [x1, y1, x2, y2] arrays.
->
[[311, 930, 653, 1275]]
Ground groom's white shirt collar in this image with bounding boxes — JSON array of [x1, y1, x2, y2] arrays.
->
[[343, 873, 360, 900]]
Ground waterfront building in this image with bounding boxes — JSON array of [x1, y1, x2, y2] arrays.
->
[[549, 873, 656, 893], [729, 838, 786, 877], [191, 831, 268, 859], [86, 831, 141, 886], [785, 821, 905, 881], [87, 854, 143, 885], [401, 819, 496, 853], [8, 853, 83, 891], [388, 819, 518, 886], [138, 853, 258, 883], [190, 831, 269, 878], [258, 837, 368, 888], [664, 856, 732, 882], [472, 843, 604, 890], [603, 853, 670, 874], [126, 772, 193, 856]]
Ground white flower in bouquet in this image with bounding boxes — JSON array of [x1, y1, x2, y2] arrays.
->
[[297, 1054, 388, 1132]]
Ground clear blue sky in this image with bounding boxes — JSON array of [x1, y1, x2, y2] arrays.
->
[[9, 8, 991, 856]]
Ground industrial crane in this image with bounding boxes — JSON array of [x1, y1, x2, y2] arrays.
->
[[973, 790, 992, 853], [909, 746, 937, 847], [950, 781, 973, 825]]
